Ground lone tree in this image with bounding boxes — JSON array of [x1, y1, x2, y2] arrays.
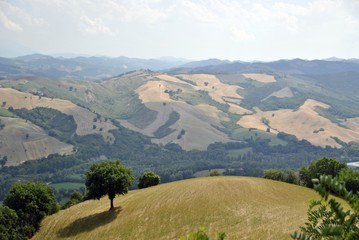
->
[[138, 171, 160, 189], [85, 160, 134, 209]]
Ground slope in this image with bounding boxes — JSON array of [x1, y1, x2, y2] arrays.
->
[[34, 177, 325, 240], [0, 116, 73, 166]]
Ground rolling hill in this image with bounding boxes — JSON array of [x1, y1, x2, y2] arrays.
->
[[33, 177, 334, 240]]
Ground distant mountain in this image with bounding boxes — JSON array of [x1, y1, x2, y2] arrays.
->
[[179, 58, 231, 68], [0, 54, 190, 80], [169, 58, 359, 75]]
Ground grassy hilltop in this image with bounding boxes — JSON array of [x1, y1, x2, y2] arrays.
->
[[34, 177, 323, 240]]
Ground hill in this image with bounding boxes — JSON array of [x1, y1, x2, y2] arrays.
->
[[34, 177, 324, 240], [0, 116, 73, 165]]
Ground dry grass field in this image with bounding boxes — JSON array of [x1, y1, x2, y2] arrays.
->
[[262, 87, 294, 101], [238, 99, 359, 147], [242, 73, 277, 83], [0, 88, 117, 137], [0, 116, 73, 166], [119, 76, 232, 150], [34, 177, 329, 240]]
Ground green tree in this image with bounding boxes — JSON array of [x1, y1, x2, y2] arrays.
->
[[85, 160, 134, 209], [4, 181, 59, 237], [138, 171, 160, 189], [339, 168, 359, 193], [299, 158, 347, 188], [62, 191, 83, 209], [208, 170, 221, 177], [263, 169, 284, 181], [0, 205, 24, 240], [291, 175, 359, 240]]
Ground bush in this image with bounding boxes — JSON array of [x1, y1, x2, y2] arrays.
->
[[180, 227, 226, 240], [138, 171, 160, 189]]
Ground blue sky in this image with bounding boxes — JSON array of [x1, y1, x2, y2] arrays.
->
[[0, 0, 358, 60]]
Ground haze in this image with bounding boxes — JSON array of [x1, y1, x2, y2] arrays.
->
[[0, 0, 358, 61]]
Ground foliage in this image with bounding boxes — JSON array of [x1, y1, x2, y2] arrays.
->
[[180, 227, 226, 240], [263, 169, 298, 184], [4, 181, 59, 238], [138, 171, 160, 189], [339, 168, 359, 194], [13, 107, 77, 142], [208, 170, 221, 177], [85, 160, 134, 209], [153, 111, 180, 138], [299, 158, 347, 188], [0, 205, 24, 240], [291, 175, 359, 240], [62, 191, 83, 209], [263, 169, 284, 181]]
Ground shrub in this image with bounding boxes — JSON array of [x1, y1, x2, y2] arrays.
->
[[138, 171, 160, 189]]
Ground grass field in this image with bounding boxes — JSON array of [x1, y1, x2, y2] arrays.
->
[[0, 107, 14, 117], [230, 128, 287, 146], [34, 177, 330, 240]]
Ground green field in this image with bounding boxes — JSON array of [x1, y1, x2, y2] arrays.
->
[[34, 177, 329, 240], [0, 107, 14, 117], [227, 147, 252, 158], [230, 128, 287, 146]]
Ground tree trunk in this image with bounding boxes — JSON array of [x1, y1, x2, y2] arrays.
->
[[110, 197, 114, 210]]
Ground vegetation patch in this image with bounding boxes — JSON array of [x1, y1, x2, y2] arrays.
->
[[153, 111, 180, 138], [13, 107, 77, 142]]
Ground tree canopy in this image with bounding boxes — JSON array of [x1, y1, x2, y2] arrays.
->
[[299, 157, 347, 188], [4, 181, 59, 238], [138, 171, 160, 189], [85, 160, 134, 209]]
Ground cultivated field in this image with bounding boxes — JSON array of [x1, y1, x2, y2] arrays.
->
[[34, 177, 329, 240], [0, 116, 73, 166], [0, 88, 117, 137], [238, 99, 359, 147]]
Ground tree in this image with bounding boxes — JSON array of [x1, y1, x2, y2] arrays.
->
[[85, 160, 134, 209], [299, 157, 347, 188], [138, 171, 160, 189], [291, 175, 359, 239], [0, 205, 24, 240], [263, 169, 284, 181], [4, 181, 59, 237], [62, 191, 83, 209]]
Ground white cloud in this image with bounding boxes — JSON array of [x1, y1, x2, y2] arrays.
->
[[80, 16, 114, 35], [231, 27, 256, 41], [0, 10, 22, 32]]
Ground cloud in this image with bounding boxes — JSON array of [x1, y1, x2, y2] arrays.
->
[[0, 10, 22, 32], [80, 16, 114, 35], [231, 27, 256, 41], [0, 1, 46, 28]]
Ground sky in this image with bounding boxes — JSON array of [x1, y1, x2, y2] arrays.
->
[[0, 0, 359, 61]]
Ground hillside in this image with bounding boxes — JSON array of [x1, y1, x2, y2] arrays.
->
[[0, 116, 73, 165], [34, 177, 325, 240], [1, 56, 359, 151]]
